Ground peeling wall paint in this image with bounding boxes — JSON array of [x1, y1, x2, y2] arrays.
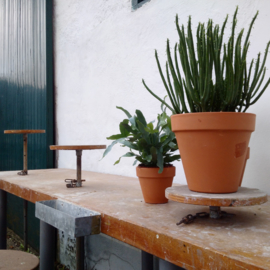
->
[[53, 0, 270, 194]]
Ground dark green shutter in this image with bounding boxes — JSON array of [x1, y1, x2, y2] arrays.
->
[[0, 0, 54, 251]]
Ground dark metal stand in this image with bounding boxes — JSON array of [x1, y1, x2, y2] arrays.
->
[[76, 236, 84, 270], [18, 134, 28, 175], [40, 220, 56, 270], [50, 145, 106, 188], [4, 130, 45, 252], [64, 150, 85, 188], [141, 251, 154, 270], [23, 200, 28, 251], [39, 221, 85, 270], [76, 150, 82, 187], [209, 206, 222, 219], [4, 129, 45, 176], [0, 190, 7, 249]]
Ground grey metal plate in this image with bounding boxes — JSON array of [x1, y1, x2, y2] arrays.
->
[[35, 200, 100, 237]]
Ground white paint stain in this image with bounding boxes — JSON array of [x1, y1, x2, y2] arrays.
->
[[234, 264, 248, 270]]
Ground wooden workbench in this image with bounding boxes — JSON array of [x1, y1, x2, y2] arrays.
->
[[0, 169, 269, 270]]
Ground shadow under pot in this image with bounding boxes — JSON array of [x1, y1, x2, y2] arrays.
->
[[136, 165, 176, 203], [171, 112, 256, 194]]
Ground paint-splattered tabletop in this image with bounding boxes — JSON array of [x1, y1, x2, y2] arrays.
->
[[0, 169, 269, 270]]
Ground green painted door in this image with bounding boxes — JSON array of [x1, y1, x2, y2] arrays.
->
[[0, 0, 54, 251]]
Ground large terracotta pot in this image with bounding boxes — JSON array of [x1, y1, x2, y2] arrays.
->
[[171, 112, 256, 193], [136, 166, 175, 203], [239, 147, 250, 187]]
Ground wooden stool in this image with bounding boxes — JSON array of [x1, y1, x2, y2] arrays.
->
[[0, 250, 39, 270], [50, 145, 106, 187], [4, 130, 45, 175]]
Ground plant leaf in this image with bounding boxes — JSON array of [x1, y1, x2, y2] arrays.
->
[[120, 140, 139, 151], [157, 112, 167, 128], [150, 146, 157, 163], [102, 139, 124, 159], [119, 120, 130, 137], [157, 148, 164, 173], [121, 122, 135, 134], [107, 134, 127, 140], [114, 152, 136, 165], [136, 110, 147, 127], [168, 142, 178, 150], [142, 151, 152, 162], [136, 120, 151, 144], [164, 154, 181, 163], [135, 156, 144, 163], [137, 138, 148, 151], [161, 131, 175, 147], [128, 116, 137, 130], [116, 106, 132, 118], [145, 122, 158, 134]]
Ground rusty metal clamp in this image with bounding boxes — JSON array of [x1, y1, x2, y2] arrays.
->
[[177, 212, 209, 225], [177, 208, 235, 225], [65, 179, 85, 188], [176, 214, 196, 225]]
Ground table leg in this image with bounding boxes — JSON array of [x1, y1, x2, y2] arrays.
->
[[0, 190, 7, 249], [39, 220, 56, 270], [141, 251, 154, 270], [23, 200, 28, 251], [76, 236, 84, 270], [76, 150, 82, 187]]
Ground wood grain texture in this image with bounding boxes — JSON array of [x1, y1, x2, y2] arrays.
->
[[101, 214, 264, 270], [166, 186, 268, 207], [4, 130, 45, 134], [50, 145, 106, 150], [0, 169, 269, 270]]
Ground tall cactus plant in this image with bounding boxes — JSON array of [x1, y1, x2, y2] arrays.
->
[[143, 7, 270, 113]]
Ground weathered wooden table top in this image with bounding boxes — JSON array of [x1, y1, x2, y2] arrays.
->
[[0, 169, 269, 270]]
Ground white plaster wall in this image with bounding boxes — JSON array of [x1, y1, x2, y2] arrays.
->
[[53, 0, 270, 194]]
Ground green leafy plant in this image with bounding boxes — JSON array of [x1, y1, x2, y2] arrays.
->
[[143, 7, 270, 113], [103, 106, 180, 173]]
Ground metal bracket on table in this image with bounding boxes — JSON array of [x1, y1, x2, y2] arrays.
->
[[177, 206, 235, 225], [18, 170, 28, 176], [64, 150, 85, 188], [36, 199, 101, 270], [65, 179, 86, 188]]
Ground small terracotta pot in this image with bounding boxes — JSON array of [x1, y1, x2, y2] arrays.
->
[[136, 166, 175, 203], [171, 112, 255, 193]]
